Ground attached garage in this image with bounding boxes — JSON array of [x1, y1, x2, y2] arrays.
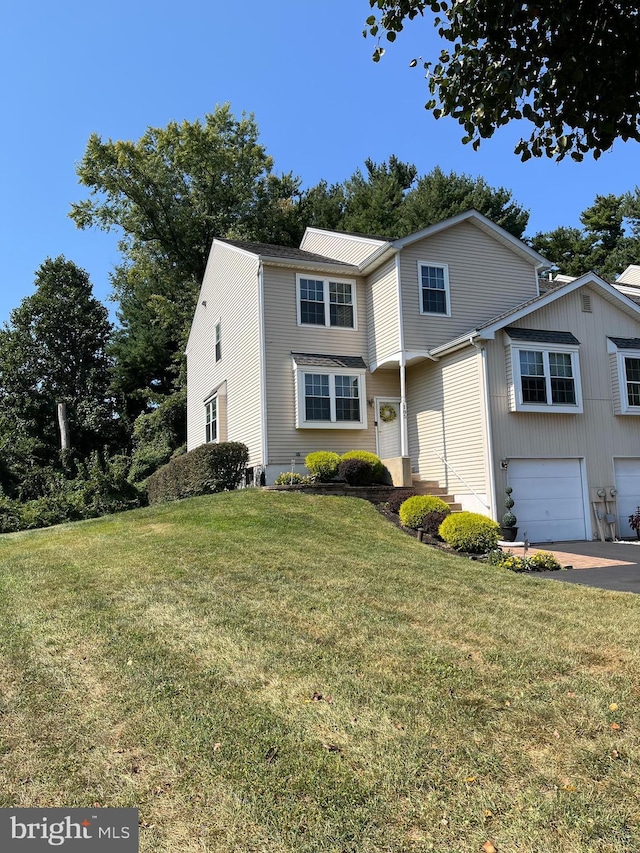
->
[[507, 458, 588, 543], [613, 458, 640, 538]]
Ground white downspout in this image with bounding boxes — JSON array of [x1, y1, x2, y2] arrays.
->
[[258, 262, 268, 469], [395, 253, 409, 457], [474, 339, 497, 519]]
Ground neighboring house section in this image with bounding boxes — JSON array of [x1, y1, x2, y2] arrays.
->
[[187, 211, 640, 541]]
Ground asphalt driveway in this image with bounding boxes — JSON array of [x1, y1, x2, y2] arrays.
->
[[507, 540, 640, 594]]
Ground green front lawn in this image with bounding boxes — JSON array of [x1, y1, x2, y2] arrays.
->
[[0, 491, 638, 851]]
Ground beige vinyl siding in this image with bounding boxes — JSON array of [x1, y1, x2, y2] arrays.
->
[[366, 257, 400, 366], [610, 353, 622, 414], [487, 285, 640, 493], [300, 230, 385, 266], [617, 266, 640, 285], [407, 349, 487, 505], [262, 265, 399, 464], [400, 220, 539, 352], [186, 243, 263, 464]]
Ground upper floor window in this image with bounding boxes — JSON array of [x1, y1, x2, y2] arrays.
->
[[607, 338, 640, 414], [297, 275, 356, 329], [418, 262, 450, 316], [215, 320, 221, 362]]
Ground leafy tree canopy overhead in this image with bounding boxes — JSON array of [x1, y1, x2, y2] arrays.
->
[[365, 1, 640, 162], [70, 104, 302, 284]]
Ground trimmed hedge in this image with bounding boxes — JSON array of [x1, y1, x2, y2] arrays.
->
[[338, 458, 375, 486], [305, 451, 341, 482], [147, 442, 249, 504], [386, 490, 417, 515], [399, 495, 451, 530], [438, 512, 500, 554], [341, 450, 385, 482]]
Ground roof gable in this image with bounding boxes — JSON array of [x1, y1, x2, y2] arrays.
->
[[388, 209, 549, 270]]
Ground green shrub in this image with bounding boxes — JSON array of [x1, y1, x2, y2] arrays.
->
[[128, 390, 187, 484], [147, 442, 249, 504], [0, 493, 23, 533], [338, 458, 375, 486], [527, 551, 562, 571], [386, 490, 417, 514], [399, 495, 451, 529], [305, 451, 341, 482], [438, 512, 500, 553], [341, 450, 386, 482], [274, 471, 315, 485], [487, 548, 562, 572]]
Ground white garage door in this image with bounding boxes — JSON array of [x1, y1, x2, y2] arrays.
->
[[508, 458, 587, 543], [614, 458, 640, 538]]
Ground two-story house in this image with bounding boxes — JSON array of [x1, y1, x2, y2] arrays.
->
[[186, 210, 640, 542]]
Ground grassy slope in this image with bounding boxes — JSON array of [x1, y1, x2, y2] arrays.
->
[[0, 490, 638, 852]]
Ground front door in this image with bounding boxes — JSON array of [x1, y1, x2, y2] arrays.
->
[[375, 398, 402, 459]]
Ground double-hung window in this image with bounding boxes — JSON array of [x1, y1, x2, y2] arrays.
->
[[297, 275, 356, 329], [506, 328, 583, 413], [292, 354, 367, 429], [418, 262, 450, 316], [205, 397, 218, 442], [608, 338, 640, 414]]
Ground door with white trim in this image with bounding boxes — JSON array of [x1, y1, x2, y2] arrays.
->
[[375, 398, 401, 459]]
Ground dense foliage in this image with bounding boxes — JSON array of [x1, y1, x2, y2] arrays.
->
[[305, 451, 341, 482], [0, 257, 118, 492], [365, 1, 640, 161], [439, 512, 500, 553], [398, 495, 451, 531], [337, 458, 376, 486], [340, 450, 387, 483], [146, 442, 249, 504]]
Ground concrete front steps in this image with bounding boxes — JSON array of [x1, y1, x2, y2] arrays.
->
[[411, 474, 462, 512]]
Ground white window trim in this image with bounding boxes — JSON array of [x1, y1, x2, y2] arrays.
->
[[296, 274, 358, 330], [510, 342, 583, 413], [293, 365, 367, 429], [215, 319, 221, 363], [205, 395, 218, 443], [417, 260, 451, 317], [612, 346, 640, 414]]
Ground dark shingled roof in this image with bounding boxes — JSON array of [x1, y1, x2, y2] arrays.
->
[[291, 353, 367, 369], [608, 337, 640, 349], [218, 239, 355, 267], [504, 327, 580, 345]]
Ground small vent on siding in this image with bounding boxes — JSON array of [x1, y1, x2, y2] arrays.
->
[[581, 293, 592, 312]]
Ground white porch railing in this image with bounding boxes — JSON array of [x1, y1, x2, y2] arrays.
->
[[431, 450, 491, 510]]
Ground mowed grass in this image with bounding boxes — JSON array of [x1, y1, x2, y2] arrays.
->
[[0, 491, 639, 852]]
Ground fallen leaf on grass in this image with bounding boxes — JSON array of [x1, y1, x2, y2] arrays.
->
[[213, 742, 222, 752], [611, 723, 621, 731], [265, 746, 279, 763], [482, 841, 497, 853], [465, 776, 477, 783], [322, 742, 342, 753], [609, 703, 619, 712]]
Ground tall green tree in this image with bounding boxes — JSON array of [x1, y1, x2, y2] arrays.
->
[[364, 1, 640, 161], [532, 194, 640, 280], [71, 106, 303, 418], [399, 166, 529, 237], [0, 257, 116, 489], [341, 156, 417, 236]]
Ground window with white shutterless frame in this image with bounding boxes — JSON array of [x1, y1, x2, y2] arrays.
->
[[293, 365, 367, 429], [417, 261, 451, 316], [296, 274, 357, 329]]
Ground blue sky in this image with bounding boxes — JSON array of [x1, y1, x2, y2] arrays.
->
[[2, 0, 639, 326]]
